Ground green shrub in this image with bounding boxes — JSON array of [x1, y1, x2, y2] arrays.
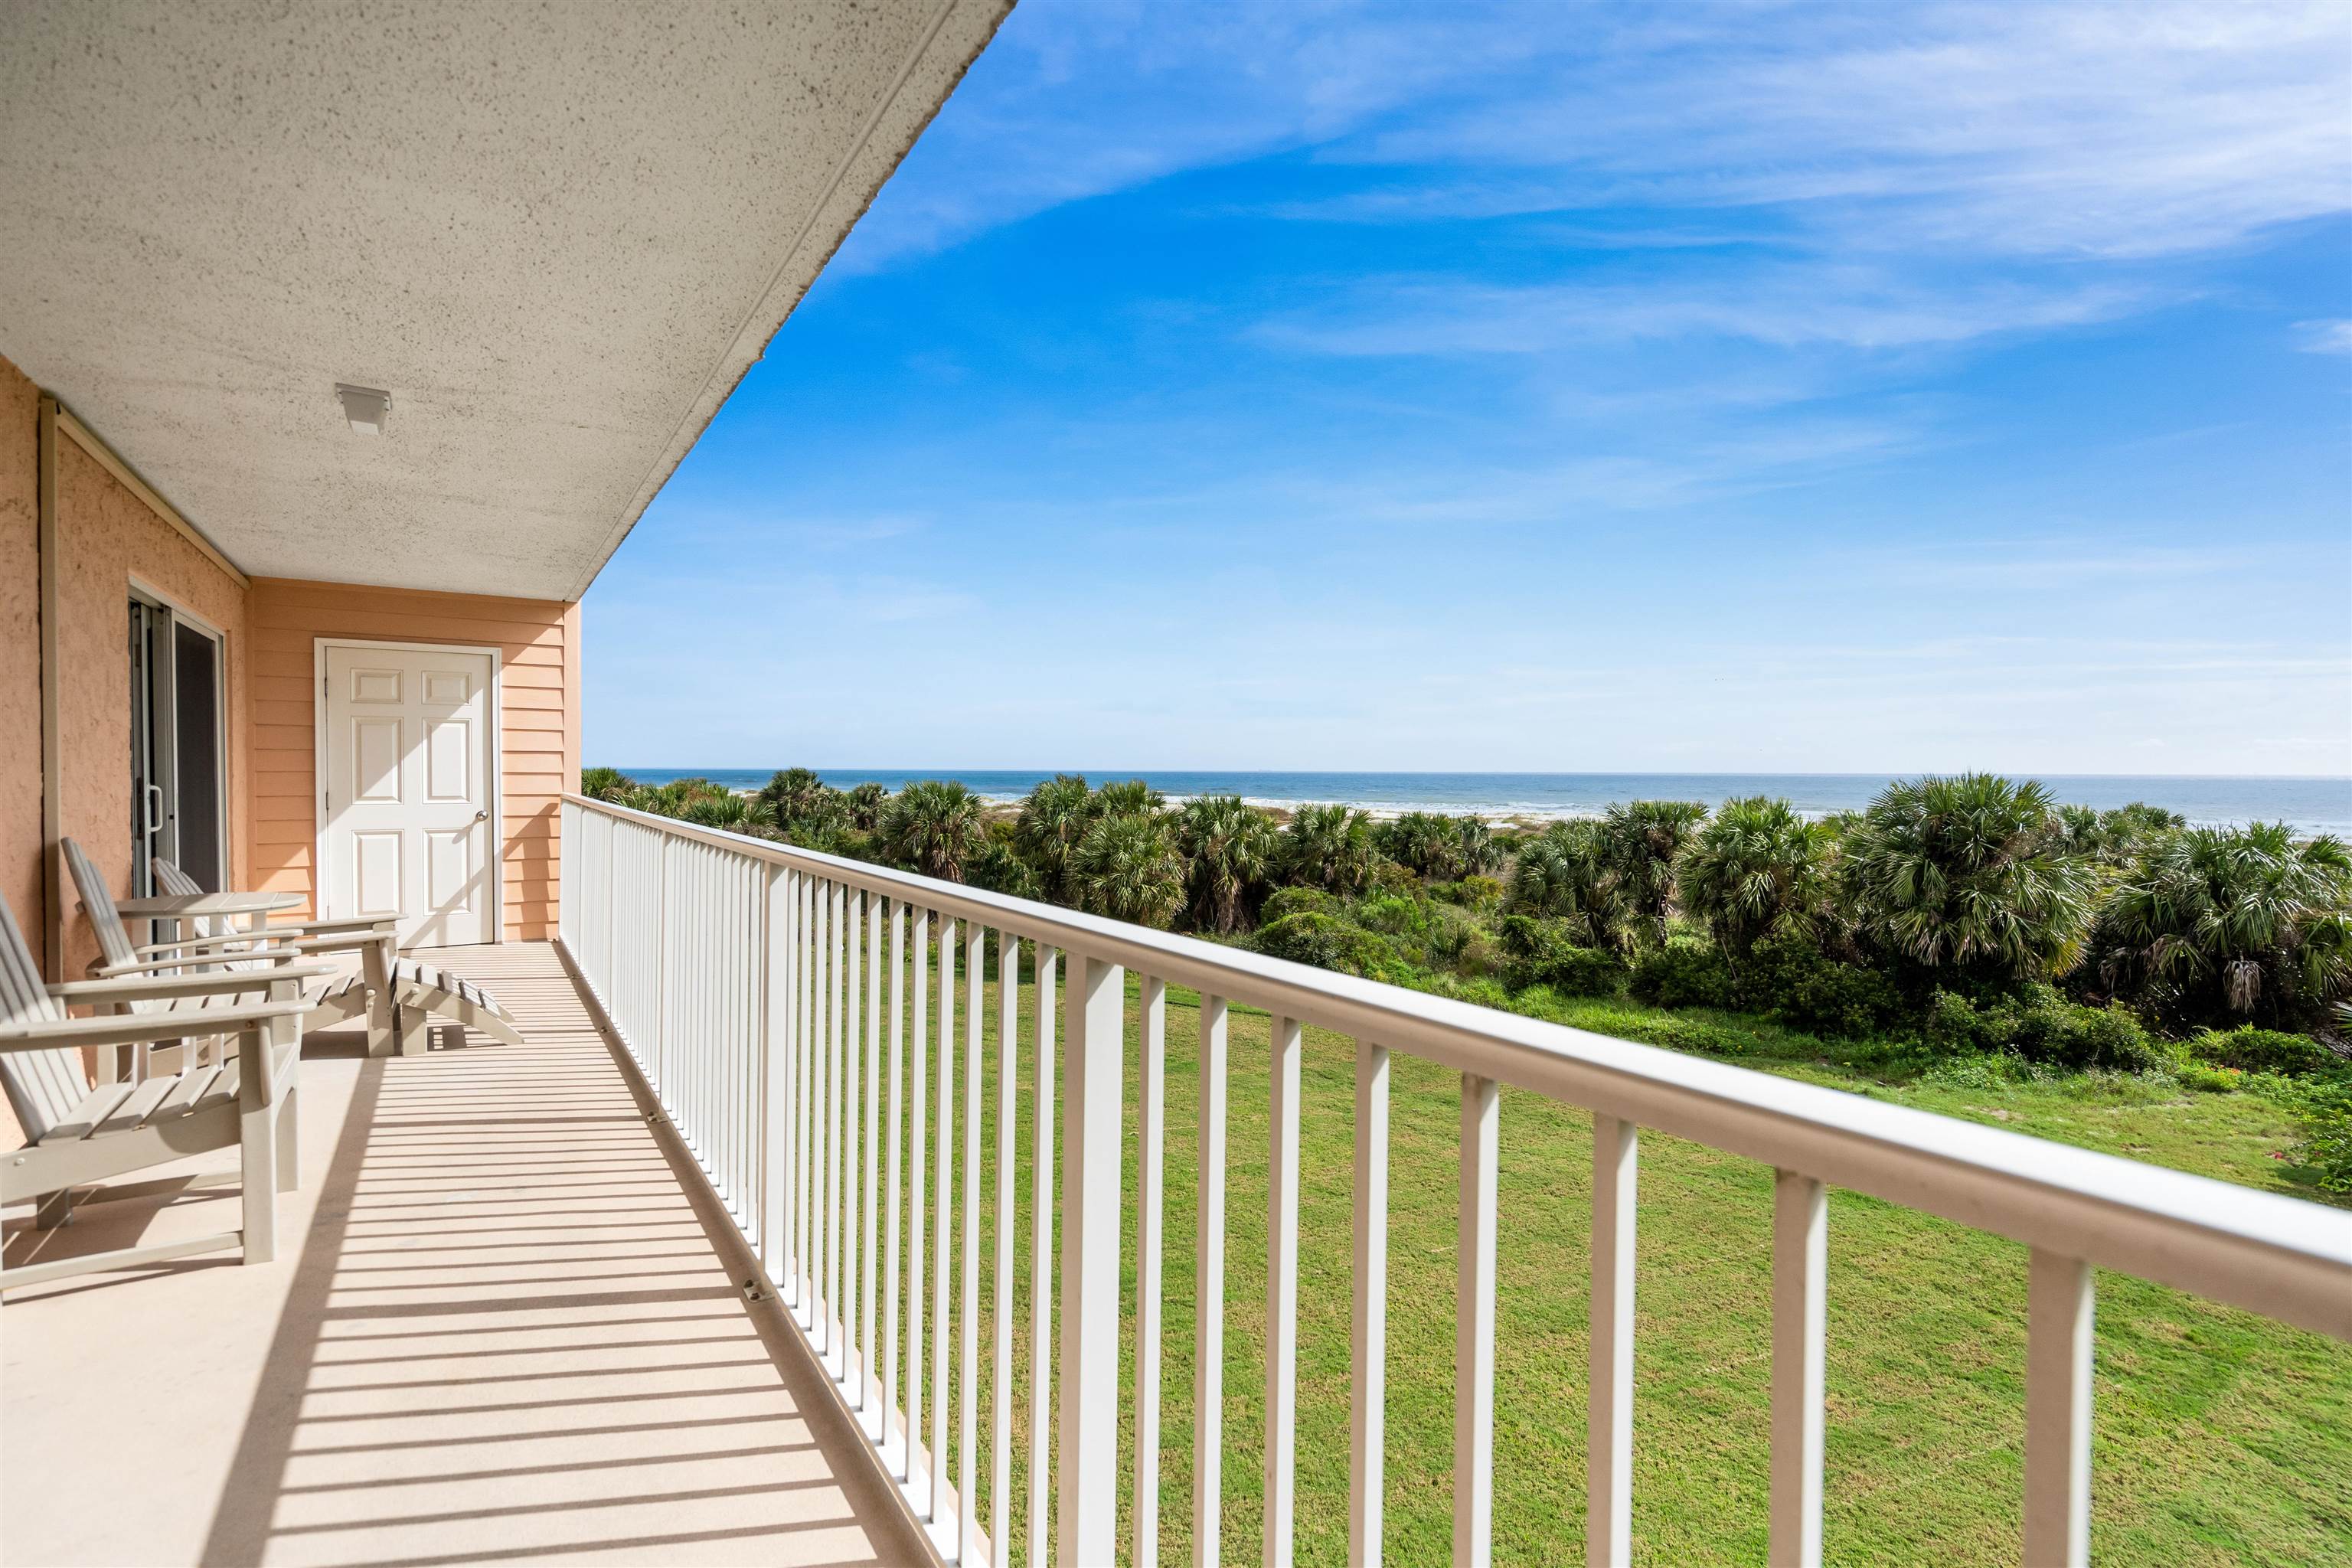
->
[[1496, 915, 1622, 995], [1571, 1004, 1754, 1058], [1629, 937, 1737, 1009], [2187, 1026, 2344, 1078], [1259, 886, 1343, 924], [1432, 875, 1507, 910], [1253, 912, 1396, 978], [2277, 1078, 2352, 1193], [1922, 986, 2172, 1073], [2177, 1063, 2244, 1093], [1356, 894, 1429, 940], [1743, 932, 1903, 1038]]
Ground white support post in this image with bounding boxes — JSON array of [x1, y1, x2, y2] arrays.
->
[[1589, 1114, 1637, 1568], [1454, 1073, 1498, 1568], [1194, 993, 1230, 1568], [862, 892, 882, 1415], [1135, 975, 1168, 1568], [932, 916, 956, 1527], [906, 907, 930, 1499], [1265, 1013, 1302, 1568], [762, 864, 791, 1276], [2025, 1250, 2094, 1568], [1770, 1171, 1827, 1568], [991, 931, 1019, 1568], [884, 901, 909, 1477], [842, 887, 863, 1395], [1057, 952, 1124, 1568], [1350, 1040, 1390, 1568], [959, 919, 984, 1559], [1029, 946, 1060, 1568]]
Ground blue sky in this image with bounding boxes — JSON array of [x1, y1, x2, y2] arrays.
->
[[586, 2, 2352, 776]]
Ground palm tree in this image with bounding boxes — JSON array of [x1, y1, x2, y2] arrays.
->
[[1070, 812, 1184, 929], [844, 782, 890, 831], [1175, 795, 1279, 933], [1456, 816, 1505, 876], [1597, 799, 1707, 946], [1509, 819, 1619, 947], [1093, 778, 1166, 818], [1377, 812, 1462, 880], [757, 766, 844, 831], [1280, 803, 1377, 896], [681, 790, 777, 838], [580, 766, 636, 802], [1014, 774, 1096, 899], [1841, 773, 2095, 981], [879, 779, 988, 882], [1676, 796, 1831, 975], [2092, 822, 2352, 1027]]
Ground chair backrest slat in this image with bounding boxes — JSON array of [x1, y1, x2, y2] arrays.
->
[[149, 858, 224, 936], [62, 838, 139, 974], [0, 893, 86, 1145]]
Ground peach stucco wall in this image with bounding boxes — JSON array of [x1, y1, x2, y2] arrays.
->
[[54, 440, 254, 982], [248, 580, 580, 941], [0, 361, 41, 960]]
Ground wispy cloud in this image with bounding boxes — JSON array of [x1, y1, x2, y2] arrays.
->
[[2294, 318, 2352, 354]]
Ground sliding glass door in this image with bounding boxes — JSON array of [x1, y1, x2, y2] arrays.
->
[[128, 593, 226, 897]]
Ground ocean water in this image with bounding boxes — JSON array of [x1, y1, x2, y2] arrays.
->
[[602, 768, 2352, 838]]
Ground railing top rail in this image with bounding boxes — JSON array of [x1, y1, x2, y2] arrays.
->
[[565, 793, 2352, 1338]]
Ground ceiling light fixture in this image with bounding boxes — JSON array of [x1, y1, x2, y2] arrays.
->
[[335, 383, 391, 436]]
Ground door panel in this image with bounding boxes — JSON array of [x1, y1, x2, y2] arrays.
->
[[171, 622, 223, 890], [323, 644, 494, 946]]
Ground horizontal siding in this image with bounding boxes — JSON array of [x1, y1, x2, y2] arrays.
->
[[244, 578, 579, 941]]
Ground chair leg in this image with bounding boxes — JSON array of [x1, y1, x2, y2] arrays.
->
[[397, 999, 429, 1057], [239, 1028, 279, 1265], [276, 1080, 301, 1193], [33, 1189, 74, 1229], [362, 933, 397, 1057]]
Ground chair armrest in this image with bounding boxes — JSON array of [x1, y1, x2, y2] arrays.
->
[[126, 929, 279, 958], [263, 916, 396, 937], [51, 962, 334, 1004], [0, 998, 311, 1051], [93, 945, 304, 978]]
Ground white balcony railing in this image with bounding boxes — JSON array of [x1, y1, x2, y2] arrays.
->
[[558, 793, 2352, 1568]]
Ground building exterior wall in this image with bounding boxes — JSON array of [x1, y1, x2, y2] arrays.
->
[[0, 360, 41, 965], [247, 580, 580, 941], [54, 439, 254, 981]]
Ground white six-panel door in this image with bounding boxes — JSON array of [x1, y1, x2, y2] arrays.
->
[[321, 642, 495, 946]]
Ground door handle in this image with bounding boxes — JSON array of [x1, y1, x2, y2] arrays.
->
[[475, 808, 488, 822], [144, 783, 165, 843]]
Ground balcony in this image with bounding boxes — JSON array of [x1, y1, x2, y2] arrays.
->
[[6, 797, 2349, 1567]]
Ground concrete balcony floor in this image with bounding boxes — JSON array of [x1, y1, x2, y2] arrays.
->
[[2, 942, 925, 1567]]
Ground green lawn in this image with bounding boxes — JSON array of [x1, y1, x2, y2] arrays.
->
[[830, 962, 2350, 1566]]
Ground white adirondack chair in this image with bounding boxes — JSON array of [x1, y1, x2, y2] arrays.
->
[[2, 893, 324, 1290], [149, 856, 525, 1054], [140, 853, 400, 1055]]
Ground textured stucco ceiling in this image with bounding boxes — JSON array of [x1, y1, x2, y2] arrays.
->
[[0, 0, 1008, 599]]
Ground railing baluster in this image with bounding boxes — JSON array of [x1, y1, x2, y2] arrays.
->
[[837, 884, 856, 1363], [1454, 1073, 1498, 1568], [2025, 1250, 2094, 1567], [798, 875, 817, 1320], [1029, 946, 1060, 1568], [959, 919, 985, 1558], [991, 930, 1019, 1568], [933, 914, 957, 1528], [816, 877, 834, 1347], [886, 900, 909, 1478], [1589, 1114, 1638, 1568], [1136, 975, 1168, 1568], [864, 892, 883, 1418], [763, 864, 790, 1276], [1194, 994, 1229, 1568], [1058, 952, 1122, 1567], [1770, 1171, 1827, 1568], [1265, 1013, 1302, 1568], [1351, 1040, 1390, 1568], [841, 884, 861, 1389], [908, 906, 931, 1501]]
